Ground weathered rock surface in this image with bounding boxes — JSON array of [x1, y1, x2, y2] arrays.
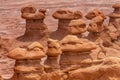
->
[[68, 19, 86, 37], [44, 39, 62, 73], [50, 9, 82, 40], [60, 35, 97, 69], [67, 57, 120, 80], [8, 42, 45, 80], [16, 5, 49, 49]]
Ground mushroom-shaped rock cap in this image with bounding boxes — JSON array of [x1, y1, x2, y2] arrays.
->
[[47, 39, 62, 57], [28, 42, 44, 50], [112, 3, 120, 8], [8, 42, 45, 60], [68, 19, 86, 34], [21, 5, 36, 13], [39, 8, 46, 14], [85, 9, 106, 20], [26, 42, 46, 59], [52, 9, 82, 19], [60, 35, 97, 52], [7, 48, 27, 60], [21, 6, 46, 19]]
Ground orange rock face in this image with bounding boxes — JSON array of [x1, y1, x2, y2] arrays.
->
[[8, 42, 45, 80], [2, 3, 120, 80], [50, 9, 83, 40], [17, 5, 49, 41], [60, 35, 96, 69], [44, 39, 62, 73], [67, 57, 120, 80], [68, 19, 86, 36]]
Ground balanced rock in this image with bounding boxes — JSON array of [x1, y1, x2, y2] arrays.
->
[[108, 3, 120, 40], [86, 9, 114, 48], [8, 42, 45, 80], [50, 9, 82, 40], [44, 39, 62, 73], [60, 35, 96, 69], [17, 5, 49, 42]]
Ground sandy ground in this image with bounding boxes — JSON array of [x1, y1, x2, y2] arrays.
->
[[0, 0, 120, 79]]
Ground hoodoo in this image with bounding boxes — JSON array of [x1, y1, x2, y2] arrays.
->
[[17, 5, 49, 41], [44, 39, 62, 73], [50, 9, 82, 40], [60, 35, 96, 70], [108, 3, 120, 40], [8, 42, 46, 80]]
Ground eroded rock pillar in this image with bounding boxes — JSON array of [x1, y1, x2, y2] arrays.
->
[[17, 5, 49, 41], [8, 42, 46, 80], [60, 35, 96, 70], [50, 9, 82, 40], [44, 39, 62, 73]]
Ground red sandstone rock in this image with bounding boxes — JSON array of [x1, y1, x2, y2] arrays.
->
[[68, 19, 86, 36], [60, 35, 96, 69], [17, 5, 49, 42], [50, 9, 83, 40], [108, 3, 120, 41], [8, 42, 45, 80], [52, 9, 82, 19], [44, 39, 62, 73], [68, 57, 120, 80]]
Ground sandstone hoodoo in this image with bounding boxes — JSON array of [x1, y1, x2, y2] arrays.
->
[[7, 42, 46, 80], [50, 9, 82, 40], [85, 9, 106, 41], [60, 35, 97, 70], [17, 5, 49, 41], [44, 39, 62, 73], [68, 19, 86, 37], [108, 3, 120, 40]]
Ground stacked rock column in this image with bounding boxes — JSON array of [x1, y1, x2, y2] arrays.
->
[[60, 35, 96, 70], [50, 9, 82, 40], [44, 39, 62, 73], [18, 5, 49, 41], [68, 19, 87, 37], [8, 42, 46, 80], [108, 3, 120, 39]]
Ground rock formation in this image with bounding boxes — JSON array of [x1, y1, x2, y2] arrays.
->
[[17, 5, 49, 41], [60, 35, 96, 70], [85, 9, 107, 42], [2, 3, 120, 80], [50, 9, 82, 40], [44, 39, 62, 73], [7, 42, 46, 80], [108, 3, 120, 47], [67, 57, 120, 80], [85, 9, 114, 59], [68, 19, 87, 37], [108, 3, 120, 36]]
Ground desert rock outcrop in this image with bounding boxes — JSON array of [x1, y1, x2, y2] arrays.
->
[[8, 42, 45, 80], [68, 19, 86, 37], [17, 5, 49, 41], [67, 57, 120, 80], [44, 39, 62, 73], [60, 35, 96, 69], [50, 9, 82, 40]]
